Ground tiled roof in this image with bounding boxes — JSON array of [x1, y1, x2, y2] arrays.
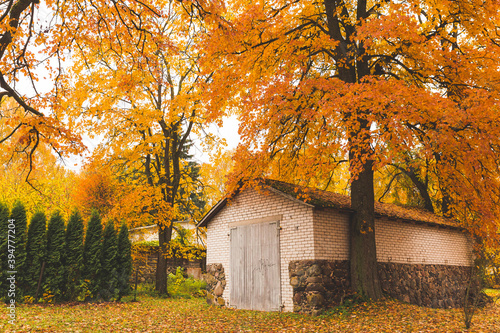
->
[[198, 179, 461, 229], [264, 179, 460, 229]]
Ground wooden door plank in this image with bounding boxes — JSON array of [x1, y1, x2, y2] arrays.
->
[[230, 220, 281, 311]]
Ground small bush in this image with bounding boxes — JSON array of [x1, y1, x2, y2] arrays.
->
[[167, 267, 206, 298], [77, 279, 93, 302]]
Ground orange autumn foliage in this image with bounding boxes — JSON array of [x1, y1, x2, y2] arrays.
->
[[72, 167, 118, 219], [195, 0, 500, 239], [192, 0, 500, 297], [53, 0, 220, 294]]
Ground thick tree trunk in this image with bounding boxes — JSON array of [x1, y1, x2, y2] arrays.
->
[[155, 224, 173, 295], [348, 112, 383, 299], [325, 0, 382, 301], [349, 157, 383, 300]]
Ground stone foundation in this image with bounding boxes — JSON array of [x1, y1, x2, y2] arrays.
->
[[132, 250, 205, 283], [289, 260, 475, 313], [378, 262, 473, 308], [132, 252, 158, 284], [204, 263, 226, 306], [289, 260, 351, 314]]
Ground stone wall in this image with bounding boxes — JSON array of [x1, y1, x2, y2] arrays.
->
[[204, 263, 226, 306], [132, 252, 158, 283], [289, 260, 475, 313], [378, 262, 473, 308], [132, 250, 206, 283], [289, 260, 351, 314]]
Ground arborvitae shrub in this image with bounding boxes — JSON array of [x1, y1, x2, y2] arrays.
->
[[64, 210, 84, 301], [99, 222, 118, 301], [10, 202, 28, 301], [82, 210, 102, 299], [116, 222, 132, 300], [44, 211, 66, 302], [0, 203, 9, 298], [25, 211, 47, 298]]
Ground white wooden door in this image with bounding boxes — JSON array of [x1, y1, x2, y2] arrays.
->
[[230, 221, 281, 311]]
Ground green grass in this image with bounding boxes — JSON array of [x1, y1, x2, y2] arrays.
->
[[128, 269, 207, 300], [484, 288, 500, 304], [1, 295, 499, 332]]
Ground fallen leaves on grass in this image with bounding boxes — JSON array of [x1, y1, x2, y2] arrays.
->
[[1, 297, 499, 332]]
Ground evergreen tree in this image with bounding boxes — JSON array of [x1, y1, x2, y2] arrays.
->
[[9, 202, 28, 301], [44, 211, 66, 301], [0, 203, 10, 299], [116, 222, 132, 300], [82, 210, 102, 299], [64, 210, 84, 301], [25, 211, 47, 298], [99, 221, 118, 301]]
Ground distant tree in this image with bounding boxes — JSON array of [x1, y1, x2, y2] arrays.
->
[[0, 202, 9, 298], [116, 222, 132, 300], [25, 211, 47, 298], [72, 166, 118, 218], [99, 222, 118, 301], [57, 2, 216, 295], [82, 210, 102, 299], [10, 202, 28, 301], [64, 210, 84, 301], [173, 226, 192, 247], [44, 211, 66, 301]]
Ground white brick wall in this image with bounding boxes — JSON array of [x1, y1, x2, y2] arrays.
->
[[313, 208, 473, 266], [206, 187, 315, 312], [375, 217, 473, 266], [313, 208, 350, 260], [207, 189, 473, 313]]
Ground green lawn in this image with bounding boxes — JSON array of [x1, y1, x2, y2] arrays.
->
[[1, 295, 499, 332], [485, 288, 500, 301]]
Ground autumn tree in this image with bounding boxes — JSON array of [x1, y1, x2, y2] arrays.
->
[[0, 99, 77, 219], [63, 210, 84, 301], [194, 0, 500, 299], [25, 211, 46, 298], [57, 1, 218, 295], [72, 165, 118, 218], [0, 3, 84, 176], [199, 149, 235, 207], [44, 211, 66, 301], [0, 0, 178, 174]]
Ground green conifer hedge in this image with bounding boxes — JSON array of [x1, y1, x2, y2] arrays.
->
[[99, 221, 118, 301], [10, 202, 28, 301], [25, 211, 47, 298], [82, 210, 102, 299], [64, 210, 85, 301], [116, 222, 132, 300], [45, 211, 66, 301]]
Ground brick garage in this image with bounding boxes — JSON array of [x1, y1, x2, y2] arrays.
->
[[198, 179, 474, 313]]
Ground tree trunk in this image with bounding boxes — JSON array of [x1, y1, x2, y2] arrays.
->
[[155, 224, 173, 295], [348, 113, 383, 299], [349, 157, 383, 300]]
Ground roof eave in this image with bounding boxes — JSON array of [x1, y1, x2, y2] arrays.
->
[[197, 197, 228, 228]]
